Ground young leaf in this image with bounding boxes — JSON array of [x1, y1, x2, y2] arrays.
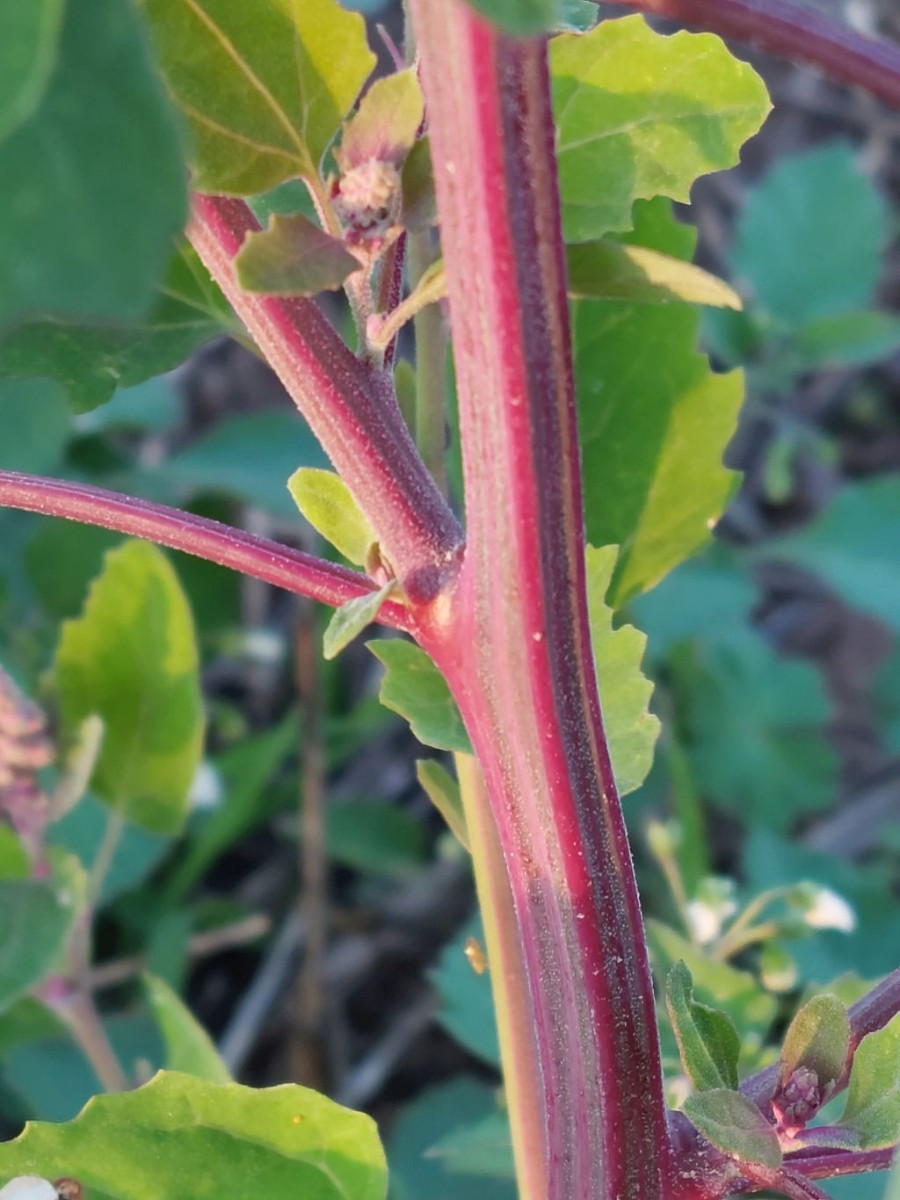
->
[[0, 1071, 388, 1200], [550, 16, 770, 241], [236, 213, 361, 296], [0, 0, 65, 143], [732, 143, 887, 326], [368, 259, 447, 352], [144, 974, 231, 1084], [0, 244, 236, 413], [335, 69, 423, 173], [666, 961, 740, 1092], [416, 759, 470, 851], [683, 1089, 782, 1169], [566, 242, 741, 309], [575, 199, 743, 607], [54, 542, 204, 837], [585, 546, 659, 795], [401, 137, 436, 231], [138, 0, 375, 195], [288, 468, 377, 566], [367, 641, 473, 755], [779, 993, 849, 1092], [0, 0, 186, 328], [839, 1011, 900, 1149], [323, 583, 395, 661]]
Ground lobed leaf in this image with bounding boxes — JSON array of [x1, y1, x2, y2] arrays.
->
[[138, 0, 375, 195], [54, 542, 204, 837], [575, 201, 744, 607], [0, 1071, 388, 1200], [236, 213, 361, 296], [367, 641, 473, 755], [585, 546, 660, 795], [551, 16, 770, 242], [566, 242, 741, 309], [732, 143, 887, 326]]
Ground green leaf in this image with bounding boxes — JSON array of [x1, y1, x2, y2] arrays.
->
[[164, 411, 328, 520], [566, 241, 741, 309], [780, 992, 849, 1091], [0, 1071, 388, 1200], [0, 0, 186, 328], [551, 16, 770, 241], [732, 143, 887, 326], [236, 213, 361, 296], [683, 1089, 782, 1169], [335, 69, 423, 172], [462, 0, 555, 35], [575, 202, 744, 606], [839, 1012, 900, 1149], [585, 545, 659, 795], [675, 637, 836, 829], [426, 1112, 515, 1179], [416, 759, 469, 851], [0, 868, 81, 1015], [138, 0, 375, 195], [367, 640, 473, 755], [325, 801, 427, 879], [0, 380, 70, 474], [791, 311, 900, 371], [54, 541, 204, 836], [0, 827, 30, 881], [0, 0, 65, 143], [323, 583, 396, 660], [768, 478, 900, 634], [431, 915, 500, 1067], [288, 468, 377, 566], [666, 961, 740, 1092], [0, 244, 235, 413], [144, 974, 231, 1084]]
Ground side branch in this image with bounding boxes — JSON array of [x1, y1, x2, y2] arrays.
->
[[189, 195, 463, 601], [0, 471, 410, 628], [607, 0, 900, 108]]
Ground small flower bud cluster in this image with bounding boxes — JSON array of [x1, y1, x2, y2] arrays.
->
[[772, 1065, 822, 1136], [0, 665, 54, 857], [333, 158, 402, 247]]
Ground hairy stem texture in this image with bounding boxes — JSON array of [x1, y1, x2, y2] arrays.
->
[[409, 7, 670, 1200], [188, 195, 463, 601], [608, 0, 900, 108], [0, 471, 411, 628]]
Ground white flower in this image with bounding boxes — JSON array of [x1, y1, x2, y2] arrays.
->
[[801, 885, 856, 933], [685, 877, 739, 945]]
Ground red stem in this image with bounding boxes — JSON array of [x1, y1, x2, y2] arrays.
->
[[785, 1147, 895, 1181], [410, 6, 669, 1199], [0, 471, 411, 629], [188, 195, 462, 601], [606, 0, 900, 108]]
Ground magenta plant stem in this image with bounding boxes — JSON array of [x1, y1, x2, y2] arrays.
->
[[188, 195, 463, 601], [608, 0, 900, 108], [409, 5, 669, 1199], [0, 470, 411, 629]]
